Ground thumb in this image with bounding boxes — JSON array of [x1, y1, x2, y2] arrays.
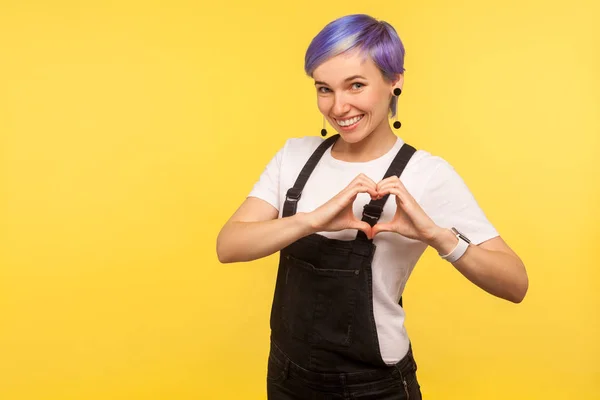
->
[[349, 220, 373, 239], [372, 222, 394, 237]]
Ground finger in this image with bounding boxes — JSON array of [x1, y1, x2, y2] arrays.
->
[[346, 181, 379, 199], [359, 174, 379, 189], [354, 173, 378, 186], [377, 178, 403, 191], [376, 177, 402, 199], [376, 186, 405, 202], [377, 174, 399, 183], [377, 183, 415, 204], [334, 184, 373, 209], [355, 175, 379, 199], [377, 187, 425, 220], [352, 174, 378, 191], [391, 178, 410, 196], [376, 175, 399, 189], [376, 182, 397, 193]]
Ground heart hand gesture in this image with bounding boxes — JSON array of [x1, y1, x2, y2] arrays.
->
[[370, 175, 440, 243], [305, 174, 441, 243], [305, 173, 379, 238]]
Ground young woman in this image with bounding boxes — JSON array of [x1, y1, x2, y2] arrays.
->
[[217, 14, 528, 400]]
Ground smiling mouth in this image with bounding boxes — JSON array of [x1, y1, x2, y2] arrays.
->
[[335, 114, 364, 129]]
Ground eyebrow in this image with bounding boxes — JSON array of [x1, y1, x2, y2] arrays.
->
[[314, 75, 367, 86]]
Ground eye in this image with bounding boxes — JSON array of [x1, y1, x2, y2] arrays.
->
[[317, 86, 331, 93], [351, 82, 365, 90]]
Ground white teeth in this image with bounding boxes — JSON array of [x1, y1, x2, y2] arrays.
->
[[337, 115, 363, 127]]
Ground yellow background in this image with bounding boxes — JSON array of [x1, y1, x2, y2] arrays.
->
[[1, 0, 598, 399]]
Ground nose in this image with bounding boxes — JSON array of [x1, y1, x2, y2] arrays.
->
[[331, 93, 351, 117]]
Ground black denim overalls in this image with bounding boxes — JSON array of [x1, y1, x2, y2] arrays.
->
[[267, 134, 422, 399]]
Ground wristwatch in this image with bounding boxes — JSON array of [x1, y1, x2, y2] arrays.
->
[[439, 227, 471, 263]]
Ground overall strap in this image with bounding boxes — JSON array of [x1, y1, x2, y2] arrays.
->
[[353, 142, 417, 309], [358, 142, 417, 233], [282, 134, 340, 218]]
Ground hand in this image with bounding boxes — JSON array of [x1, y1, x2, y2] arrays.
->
[[371, 175, 442, 244], [306, 173, 379, 239]]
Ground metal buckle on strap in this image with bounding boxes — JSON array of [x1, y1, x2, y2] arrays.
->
[[362, 204, 383, 222], [285, 188, 302, 202]]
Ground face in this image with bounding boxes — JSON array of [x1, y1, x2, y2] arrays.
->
[[312, 49, 403, 143]]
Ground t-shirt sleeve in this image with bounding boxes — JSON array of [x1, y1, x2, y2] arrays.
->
[[419, 159, 499, 245], [247, 142, 285, 212]]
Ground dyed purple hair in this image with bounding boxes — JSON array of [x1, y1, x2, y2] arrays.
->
[[304, 14, 406, 117]]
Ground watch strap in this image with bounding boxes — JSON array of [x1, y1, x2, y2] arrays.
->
[[440, 228, 471, 263]]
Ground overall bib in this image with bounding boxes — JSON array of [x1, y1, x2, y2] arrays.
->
[[267, 134, 422, 399]]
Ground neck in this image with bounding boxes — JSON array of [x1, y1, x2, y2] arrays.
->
[[331, 121, 398, 162]]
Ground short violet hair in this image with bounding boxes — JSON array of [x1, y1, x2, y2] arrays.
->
[[304, 14, 406, 117]]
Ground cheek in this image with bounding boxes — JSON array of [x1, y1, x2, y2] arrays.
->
[[357, 91, 387, 113], [317, 97, 331, 114], [373, 95, 392, 117]]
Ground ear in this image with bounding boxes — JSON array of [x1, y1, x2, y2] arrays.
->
[[392, 73, 404, 91]]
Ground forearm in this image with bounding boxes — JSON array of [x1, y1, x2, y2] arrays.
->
[[217, 212, 315, 263], [428, 229, 528, 303]]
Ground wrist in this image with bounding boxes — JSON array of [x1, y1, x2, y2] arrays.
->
[[426, 227, 458, 254], [294, 212, 319, 236]]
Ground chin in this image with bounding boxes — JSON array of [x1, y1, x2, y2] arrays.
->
[[337, 130, 372, 143]]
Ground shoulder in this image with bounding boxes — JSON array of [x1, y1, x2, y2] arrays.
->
[[400, 145, 468, 202], [405, 147, 454, 182], [279, 135, 325, 164], [282, 135, 324, 152]]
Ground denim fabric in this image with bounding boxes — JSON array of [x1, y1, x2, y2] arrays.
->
[[267, 341, 422, 399]]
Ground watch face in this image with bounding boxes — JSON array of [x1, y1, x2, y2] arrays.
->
[[452, 227, 471, 244]]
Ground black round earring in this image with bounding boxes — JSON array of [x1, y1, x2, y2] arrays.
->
[[321, 115, 327, 136], [393, 88, 402, 129]]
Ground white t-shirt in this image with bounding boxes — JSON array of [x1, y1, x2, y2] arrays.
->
[[248, 135, 499, 365]]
